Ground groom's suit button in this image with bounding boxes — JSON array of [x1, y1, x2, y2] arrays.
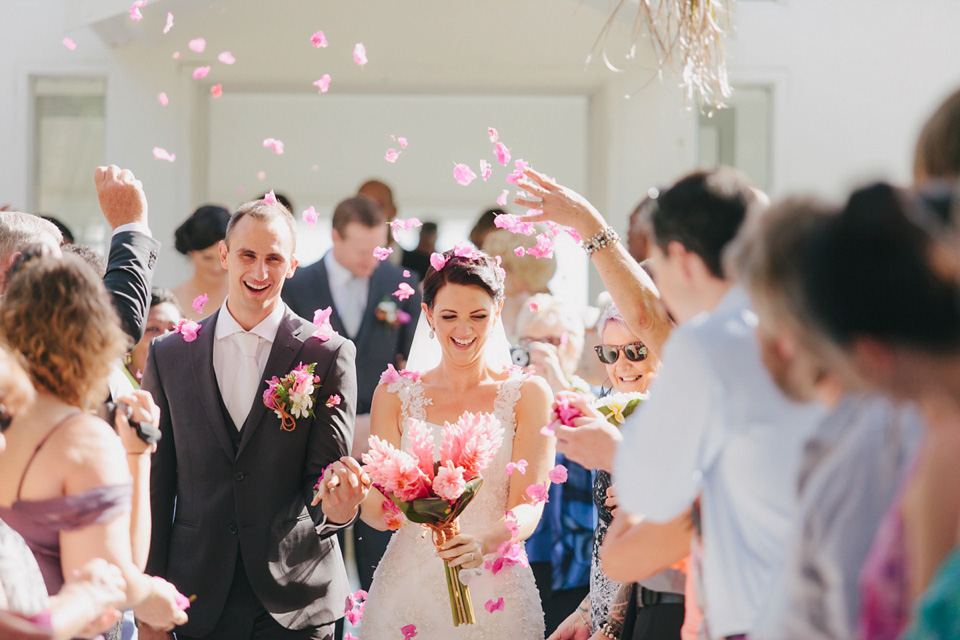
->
[[234, 471, 245, 481], [229, 524, 238, 535]]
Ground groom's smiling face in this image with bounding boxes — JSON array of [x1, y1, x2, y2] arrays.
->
[[220, 212, 298, 329]]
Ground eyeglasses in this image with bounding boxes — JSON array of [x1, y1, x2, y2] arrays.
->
[[594, 341, 648, 364]]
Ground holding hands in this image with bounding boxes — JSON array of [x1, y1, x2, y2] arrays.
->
[[312, 456, 372, 524]]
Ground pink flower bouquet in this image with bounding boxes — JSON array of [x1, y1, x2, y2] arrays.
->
[[361, 411, 504, 626]]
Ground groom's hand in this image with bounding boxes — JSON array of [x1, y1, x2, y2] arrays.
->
[[314, 456, 371, 525]]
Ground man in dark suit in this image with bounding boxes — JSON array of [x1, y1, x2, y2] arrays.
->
[[282, 196, 420, 593], [140, 199, 369, 640]]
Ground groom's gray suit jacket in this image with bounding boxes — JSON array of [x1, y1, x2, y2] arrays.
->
[[142, 305, 357, 636]]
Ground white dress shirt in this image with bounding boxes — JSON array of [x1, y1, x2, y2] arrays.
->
[[613, 286, 824, 638], [213, 298, 285, 421], [324, 251, 369, 338]]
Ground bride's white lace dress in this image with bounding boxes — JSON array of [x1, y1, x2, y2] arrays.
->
[[358, 372, 545, 639]]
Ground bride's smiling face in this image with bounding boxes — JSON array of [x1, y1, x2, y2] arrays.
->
[[425, 283, 503, 365]]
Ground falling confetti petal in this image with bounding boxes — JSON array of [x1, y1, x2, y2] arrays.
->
[[192, 66, 210, 79], [389, 218, 422, 233], [263, 138, 285, 154], [313, 74, 331, 93], [302, 206, 319, 226], [385, 148, 400, 163], [210, 84, 222, 97], [217, 51, 235, 65], [129, 0, 146, 22], [526, 234, 555, 259], [488, 127, 499, 143], [393, 282, 415, 301], [497, 189, 509, 206], [430, 253, 447, 271], [494, 142, 511, 166], [153, 147, 176, 162], [403, 270, 411, 277], [505, 459, 528, 475], [549, 464, 568, 484], [163, 12, 174, 34], [158, 92, 169, 106], [373, 246, 394, 261], [525, 482, 549, 504], [311, 31, 328, 48], [453, 163, 477, 186], [397, 137, 408, 148], [192, 294, 208, 314], [256, 171, 266, 181], [62, 37, 77, 50], [313, 307, 335, 341], [353, 43, 367, 66], [188, 38, 206, 53], [263, 190, 278, 205], [172, 51, 181, 59]]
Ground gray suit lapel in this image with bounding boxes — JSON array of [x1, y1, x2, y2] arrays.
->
[[190, 311, 236, 461], [236, 308, 309, 458]]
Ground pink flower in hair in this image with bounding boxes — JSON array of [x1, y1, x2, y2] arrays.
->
[[430, 253, 448, 271], [433, 461, 467, 501]]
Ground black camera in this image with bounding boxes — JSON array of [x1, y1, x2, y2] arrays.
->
[[101, 400, 162, 445], [510, 344, 530, 367]]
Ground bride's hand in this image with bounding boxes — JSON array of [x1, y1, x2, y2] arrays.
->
[[436, 533, 485, 570]]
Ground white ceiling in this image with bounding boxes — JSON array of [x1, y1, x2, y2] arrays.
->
[[82, 0, 652, 94]]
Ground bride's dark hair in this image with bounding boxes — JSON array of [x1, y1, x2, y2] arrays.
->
[[422, 248, 505, 309]]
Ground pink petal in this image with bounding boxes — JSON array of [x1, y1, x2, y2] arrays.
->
[[217, 51, 235, 65], [564, 227, 582, 243], [62, 38, 77, 50], [373, 246, 394, 261], [263, 138, 285, 154], [429, 253, 447, 271], [210, 84, 222, 98], [540, 424, 554, 437], [393, 282, 415, 301], [129, 0, 146, 22], [494, 142, 511, 166], [514, 247, 525, 257], [158, 92, 169, 106], [497, 189, 509, 207], [480, 159, 492, 182], [548, 464, 568, 484], [192, 293, 208, 315], [397, 137, 408, 149], [525, 482, 549, 504], [192, 66, 210, 80], [263, 190, 278, 205], [528, 301, 540, 312], [311, 31, 328, 48], [385, 148, 400, 163], [326, 394, 341, 408], [505, 459, 527, 475], [163, 12, 174, 34], [345, 635, 358, 640], [403, 270, 411, 277], [313, 74, 331, 93], [301, 206, 319, 226], [390, 218, 422, 233], [401, 624, 417, 639], [256, 171, 266, 181], [488, 127, 499, 143], [484, 597, 505, 613], [353, 43, 368, 66], [188, 38, 206, 53], [453, 163, 477, 186], [172, 51, 181, 59], [153, 147, 176, 162]]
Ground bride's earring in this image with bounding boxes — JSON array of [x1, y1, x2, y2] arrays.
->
[[429, 326, 435, 339]]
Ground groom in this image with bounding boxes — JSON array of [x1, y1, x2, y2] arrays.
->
[[140, 198, 368, 640]]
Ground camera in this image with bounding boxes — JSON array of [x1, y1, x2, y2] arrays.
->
[[510, 344, 530, 367], [100, 400, 162, 445]]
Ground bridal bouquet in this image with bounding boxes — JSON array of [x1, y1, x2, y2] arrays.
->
[[593, 391, 649, 426], [361, 412, 504, 626]]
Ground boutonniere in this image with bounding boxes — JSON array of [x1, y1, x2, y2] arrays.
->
[[262, 362, 321, 431], [375, 298, 411, 329], [592, 391, 649, 426]]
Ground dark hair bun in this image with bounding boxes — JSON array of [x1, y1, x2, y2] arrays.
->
[[174, 205, 231, 254]]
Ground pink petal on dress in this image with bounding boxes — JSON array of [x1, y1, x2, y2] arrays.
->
[[192, 66, 211, 79], [353, 43, 368, 66], [313, 74, 331, 93], [401, 624, 417, 639], [188, 38, 206, 53], [311, 31, 328, 48], [158, 92, 169, 106], [497, 189, 509, 206], [301, 206, 319, 226], [494, 141, 511, 166], [484, 597, 505, 613], [385, 148, 400, 163], [62, 38, 77, 50], [513, 247, 526, 257], [217, 51, 235, 65], [210, 84, 222, 97], [453, 163, 477, 186], [262, 190, 278, 205], [163, 12, 174, 34], [152, 147, 176, 162], [528, 301, 539, 312]]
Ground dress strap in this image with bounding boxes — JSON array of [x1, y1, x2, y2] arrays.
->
[[387, 376, 431, 428], [493, 373, 525, 429], [16, 412, 82, 501]]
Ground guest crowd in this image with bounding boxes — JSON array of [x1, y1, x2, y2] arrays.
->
[[0, 83, 959, 640]]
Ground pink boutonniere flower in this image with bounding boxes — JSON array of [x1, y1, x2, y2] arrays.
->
[[173, 318, 200, 342], [262, 362, 321, 431]]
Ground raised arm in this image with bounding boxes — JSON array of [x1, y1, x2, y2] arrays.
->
[[515, 168, 672, 358]]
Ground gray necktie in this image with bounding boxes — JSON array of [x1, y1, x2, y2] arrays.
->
[[228, 332, 260, 430], [339, 277, 365, 337]]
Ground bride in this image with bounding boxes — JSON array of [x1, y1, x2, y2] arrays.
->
[[356, 248, 554, 639]]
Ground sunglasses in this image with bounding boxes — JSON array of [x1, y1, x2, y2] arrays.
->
[[594, 341, 648, 364]]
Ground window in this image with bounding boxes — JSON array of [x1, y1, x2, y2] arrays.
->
[[697, 85, 772, 192]]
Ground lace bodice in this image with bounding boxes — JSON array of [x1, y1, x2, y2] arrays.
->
[[361, 372, 543, 639]]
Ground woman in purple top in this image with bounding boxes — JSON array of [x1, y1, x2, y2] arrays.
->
[[0, 255, 187, 633]]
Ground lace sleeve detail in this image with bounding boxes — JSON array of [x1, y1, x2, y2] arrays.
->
[[387, 377, 431, 425], [493, 373, 526, 429]]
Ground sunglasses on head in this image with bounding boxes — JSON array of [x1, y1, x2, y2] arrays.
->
[[594, 341, 648, 364]]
